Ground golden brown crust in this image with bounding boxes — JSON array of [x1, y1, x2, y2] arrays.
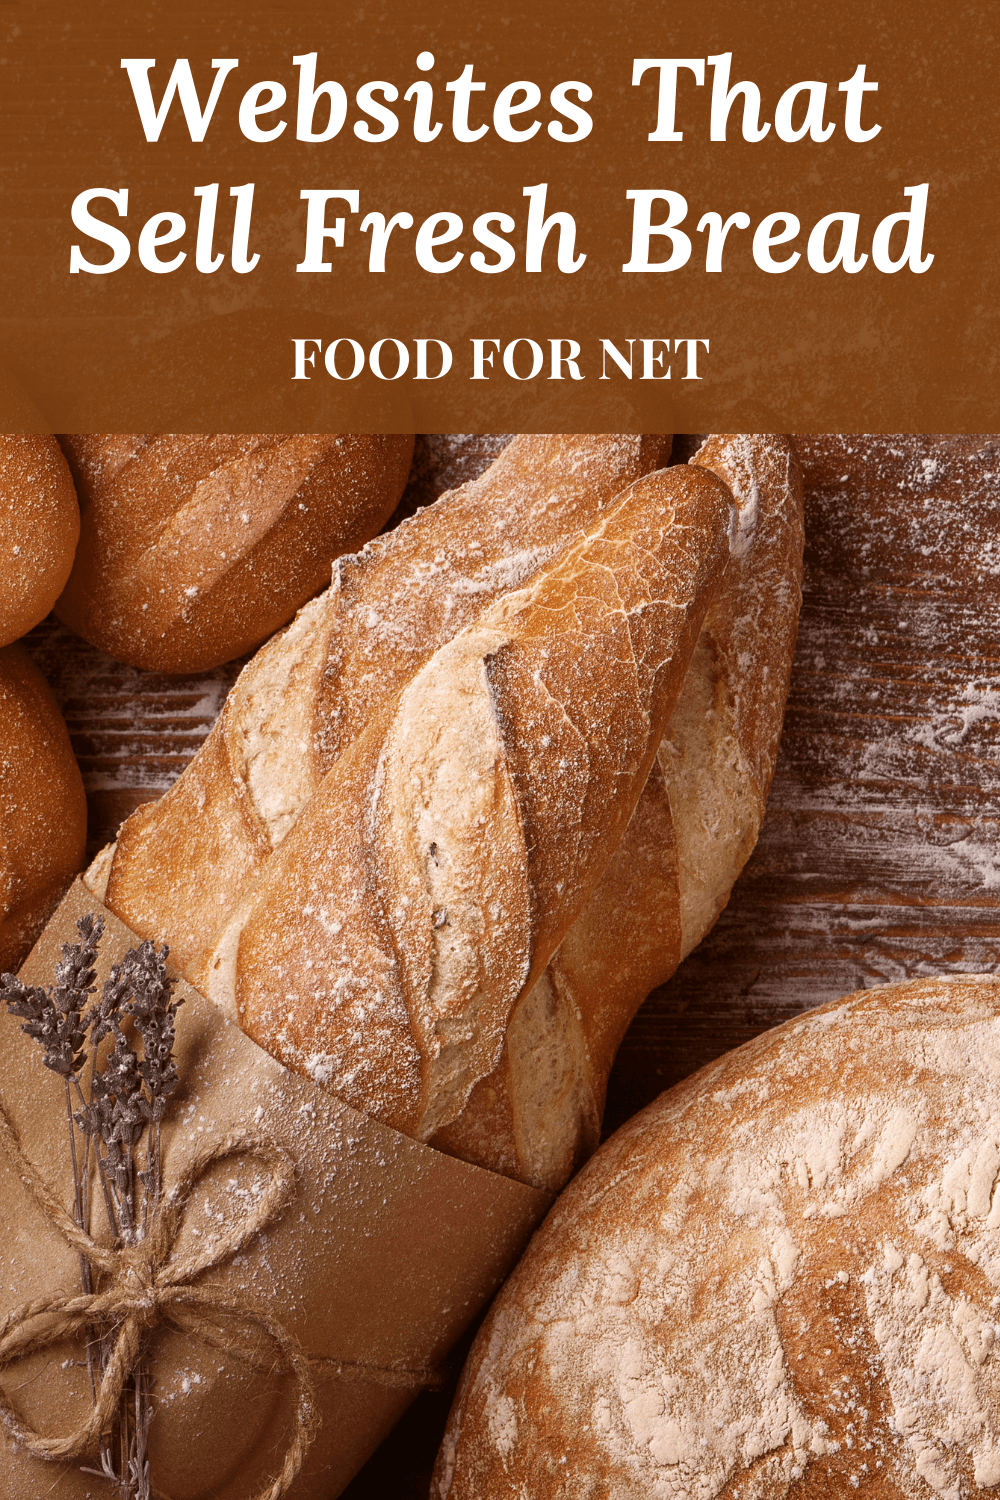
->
[[545, 757, 681, 1099], [207, 467, 733, 1147], [452, 437, 803, 1188], [102, 435, 667, 973], [0, 646, 87, 970], [55, 433, 414, 673], [97, 433, 803, 1192], [670, 433, 805, 954], [435, 973, 1000, 1499], [0, 436, 79, 647]]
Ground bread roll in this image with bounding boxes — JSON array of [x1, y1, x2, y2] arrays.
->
[[431, 436, 804, 1187], [55, 433, 414, 673], [96, 434, 668, 971], [0, 646, 87, 970], [435, 973, 1000, 1499], [0, 436, 79, 646]]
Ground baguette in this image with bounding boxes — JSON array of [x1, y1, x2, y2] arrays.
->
[[0, 645, 87, 969], [0, 436, 79, 646], [196, 464, 733, 1144], [431, 436, 804, 1186], [96, 434, 667, 971], [87, 432, 804, 1190], [55, 432, 414, 673]]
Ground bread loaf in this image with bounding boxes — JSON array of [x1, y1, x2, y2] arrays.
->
[[55, 433, 414, 673], [434, 973, 1000, 1499], [430, 436, 804, 1187], [195, 465, 732, 1146], [85, 432, 803, 1190], [0, 646, 87, 970], [95, 434, 668, 972], [0, 436, 79, 646]]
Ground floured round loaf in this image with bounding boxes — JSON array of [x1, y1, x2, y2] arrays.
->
[[0, 645, 87, 970], [435, 973, 1000, 1499], [0, 436, 79, 646], [55, 433, 414, 672]]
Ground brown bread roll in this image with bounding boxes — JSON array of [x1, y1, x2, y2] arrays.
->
[[0, 645, 86, 970], [434, 973, 1000, 1500], [94, 434, 667, 972], [54, 432, 414, 673], [0, 436, 79, 646]]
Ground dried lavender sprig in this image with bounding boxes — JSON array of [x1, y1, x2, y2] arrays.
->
[[1, 974, 62, 1057], [51, 913, 105, 1062], [78, 943, 151, 1241], [86, 949, 134, 1049], [1, 913, 105, 1078], [9, 914, 185, 1498], [123, 940, 183, 1118], [74, 1068, 121, 1240], [74, 939, 160, 1488], [119, 939, 182, 1224], [3, 917, 106, 1411]]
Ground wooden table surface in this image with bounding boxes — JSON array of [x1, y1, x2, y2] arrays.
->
[[19, 431, 1000, 1497]]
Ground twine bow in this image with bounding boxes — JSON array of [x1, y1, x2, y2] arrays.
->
[[0, 1102, 316, 1500]]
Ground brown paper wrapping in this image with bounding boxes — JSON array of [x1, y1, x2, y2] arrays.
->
[[0, 881, 553, 1498]]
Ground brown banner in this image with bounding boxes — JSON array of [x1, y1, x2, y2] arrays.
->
[[0, 0, 996, 430]]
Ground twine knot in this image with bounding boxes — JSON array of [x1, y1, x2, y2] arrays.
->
[[0, 1103, 316, 1500]]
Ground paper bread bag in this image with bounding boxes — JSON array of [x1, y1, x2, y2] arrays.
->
[[0, 881, 552, 1498]]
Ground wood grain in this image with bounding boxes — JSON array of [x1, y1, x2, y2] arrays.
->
[[16, 431, 1000, 1497]]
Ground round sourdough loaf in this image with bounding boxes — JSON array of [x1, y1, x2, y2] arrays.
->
[[0, 645, 86, 970], [55, 433, 414, 672], [434, 973, 1000, 1499], [0, 435, 79, 646]]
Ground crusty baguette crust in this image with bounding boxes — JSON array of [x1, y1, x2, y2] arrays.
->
[[0, 645, 87, 969], [92, 432, 804, 1191], [55, 433, 413, 673], [434, 437, 804, 1186], [102, 435, 667, 972], [671, 433, 805, 954], [0, 436, 79, 646], [199, 465, 733, 1145]]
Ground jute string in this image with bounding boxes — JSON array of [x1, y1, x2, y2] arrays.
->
[[0, 1101, 445, 1498]]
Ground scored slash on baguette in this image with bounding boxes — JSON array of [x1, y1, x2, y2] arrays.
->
[[196, 465, 734, 1143]]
